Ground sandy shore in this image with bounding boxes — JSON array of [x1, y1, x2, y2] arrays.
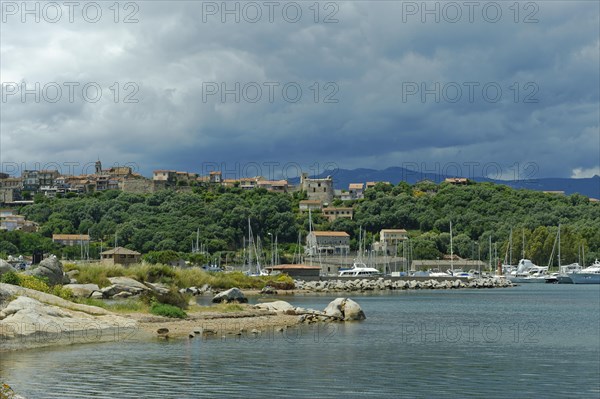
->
[[129, 306, 302, 340]]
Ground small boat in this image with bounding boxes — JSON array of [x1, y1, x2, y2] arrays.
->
[[339, 261, 381, 277], [447, 269, 475, 279], [506, 259, 549, 283], [569, 260, 600, 284], [544, 272, 560, 284], [554, 263, 582, 284]]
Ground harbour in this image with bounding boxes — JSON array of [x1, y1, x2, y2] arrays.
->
[[1, 284, 599, 399]]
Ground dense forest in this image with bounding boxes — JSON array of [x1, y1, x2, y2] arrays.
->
[[1, 181, 598, 266]]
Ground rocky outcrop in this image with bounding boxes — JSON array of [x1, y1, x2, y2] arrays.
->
[[0, 283, 139, 351], [295, 277, 513, 292], [260, 285, 277, 294], [179, 284, 212, 296], [23, 256, 70, 285], [145, 282, 170, 295], [212, 288, 248, 304], [323, 298, 366, 321], [253, 299, 366, 323], [254, 300, 295, 314], [100, 277, 151, 298], [0, 259, 15, 277], [64, 283, 100, 298], [323, 298, 344, 319]]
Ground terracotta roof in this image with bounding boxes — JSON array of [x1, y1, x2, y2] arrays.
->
[[300, 200, 322, 204], [52, 234, 90, 241], [100, 247, 141, 255], [349, 183, 364, 189], [323, 207, 353, 211], [381, 229, 408, 233], [266, 264, 322, 270], [311, 231, 349, 237]]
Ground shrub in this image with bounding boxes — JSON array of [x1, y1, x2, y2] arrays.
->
[[140, 286, 190, 310], [51, 285, 74, 300], [17, 274, 50, 292], [143, 264, 176, 283], [266, 274, 295, 290], [0, 271, 20, 285], [150, 302, 187, 319], [0, 273, 73, 300], [173, 267, 212, 288], [1, 382, 15, 399]]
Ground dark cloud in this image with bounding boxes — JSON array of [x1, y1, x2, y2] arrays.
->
[[1, 1, 598, 179]]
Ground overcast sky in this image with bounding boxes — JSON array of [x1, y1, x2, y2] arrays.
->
[[1, 1, 598, 181]]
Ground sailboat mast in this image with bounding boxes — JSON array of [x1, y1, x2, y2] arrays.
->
[[509, 228, 513, 265], [488, 235, 492, 270], [522, 228, 525, 259], [450, 221, 454, 272], [494, 242, 497, 270], [247, 218, 253, 271], [558, 224, 561, 268]]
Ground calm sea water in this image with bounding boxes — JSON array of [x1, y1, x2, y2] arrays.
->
[[1, 284, 599, 398]]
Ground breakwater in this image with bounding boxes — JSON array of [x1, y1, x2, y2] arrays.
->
[[293, 277, 512, 292]]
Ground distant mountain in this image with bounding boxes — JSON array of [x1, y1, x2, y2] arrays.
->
[[291, 167, 600, 199]]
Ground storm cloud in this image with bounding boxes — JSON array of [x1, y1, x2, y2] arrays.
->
[[1, 1, 598, 180]]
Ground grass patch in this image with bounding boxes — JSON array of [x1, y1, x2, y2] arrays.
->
[[65, 263, 125, 287], [74, 298, 149, 313], [64, 263, 296, 291], [190, 303, 247, 313], [150, 302, 187, 319]]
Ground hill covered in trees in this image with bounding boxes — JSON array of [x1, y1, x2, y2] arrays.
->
[[1, 181, 598, 266]]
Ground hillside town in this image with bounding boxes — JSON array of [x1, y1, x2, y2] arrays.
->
[[0, 160, 479, 205], [0, 160, 501, 275]]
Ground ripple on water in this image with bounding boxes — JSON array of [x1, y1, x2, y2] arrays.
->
[[2, 285, 599, 398]]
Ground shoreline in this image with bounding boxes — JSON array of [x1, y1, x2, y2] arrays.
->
[[1, 278, 513, 353], [131, 307, 302, 340]]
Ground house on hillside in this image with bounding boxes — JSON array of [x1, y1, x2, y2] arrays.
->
[[322, 207, 353, 222], [306, 231, 350, 256], [100, 247, 141, 265]]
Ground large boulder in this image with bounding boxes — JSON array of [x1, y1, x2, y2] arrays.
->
[[64, 283, 100, 298], [323, 298, 366, 321], [0, 259, 16, 277], [101, 277, 151, 297], [212, 287, 247, 304], [0, 294, 138, 351], [145, 282, 171, 295], [24, 256, 69, 285], [342, 299, 366, 321], [323, 298, 345, 319]]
